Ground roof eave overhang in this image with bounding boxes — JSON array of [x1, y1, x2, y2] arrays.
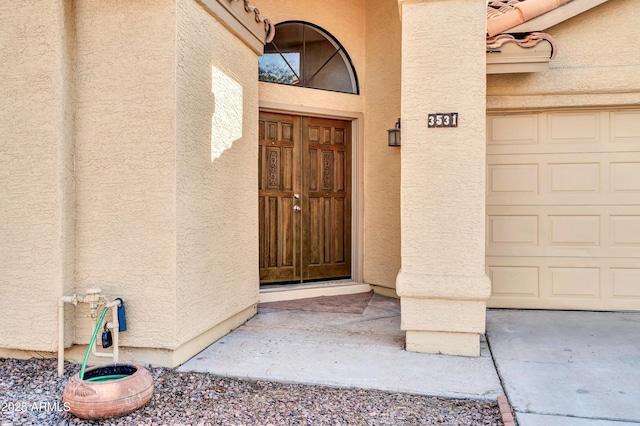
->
[[197, 0, 274, 54], [505, 0, 610, 33], [484, 0, 611, 74]]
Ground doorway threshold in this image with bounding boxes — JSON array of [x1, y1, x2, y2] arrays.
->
[[259, 280, 372, 303]]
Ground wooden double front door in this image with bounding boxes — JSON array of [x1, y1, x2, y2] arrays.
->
[[259, 112, 352, 284]]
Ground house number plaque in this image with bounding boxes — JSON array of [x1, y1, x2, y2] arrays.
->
[[428, 113, 458, 128]]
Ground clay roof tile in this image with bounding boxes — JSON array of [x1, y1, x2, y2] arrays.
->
[[486, 0, 573, 36], [486, 32, 558, 59]]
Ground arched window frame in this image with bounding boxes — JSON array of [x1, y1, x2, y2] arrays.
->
[[259, 21, 360, 95]]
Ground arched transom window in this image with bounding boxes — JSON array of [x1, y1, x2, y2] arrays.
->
[[259, 21, 359, 95]]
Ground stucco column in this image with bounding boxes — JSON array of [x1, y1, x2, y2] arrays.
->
[[396, 0, 491, 356]]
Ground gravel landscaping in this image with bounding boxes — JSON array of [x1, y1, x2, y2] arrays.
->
[[1, 358, 503, 425]]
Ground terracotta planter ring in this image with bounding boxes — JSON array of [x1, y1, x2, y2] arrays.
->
[[63, 364, 154, 420]]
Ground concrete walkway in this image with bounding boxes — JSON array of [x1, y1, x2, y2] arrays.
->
[[179, 294, 640, 425], [487, 309, 640, 425]]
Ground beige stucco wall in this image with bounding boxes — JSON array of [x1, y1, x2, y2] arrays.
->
[[174, 0, 260, 347], [363, 0, 402, 289], [0, 0, 76, 351], [1, 0, 265, 366], [73, 0, 178, 349], [487, 0, 640, 110], [74, 0, 262, 360]]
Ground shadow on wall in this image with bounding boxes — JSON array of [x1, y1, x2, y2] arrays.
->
[[211, 66, 243, 162]]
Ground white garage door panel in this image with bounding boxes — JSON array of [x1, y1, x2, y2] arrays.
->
[[487, 152, 640, 206], [487, 109, 640, 311], [487, 205, 640, 258], [487, 256, 640, 310], [487, 111, 640, 155]]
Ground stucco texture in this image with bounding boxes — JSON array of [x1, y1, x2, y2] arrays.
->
[[73, 0, 262, 355], [175, 0, 260, 347], [73, 0, 178, 349], [396, 0, 490, 356], [363, 0, 402, 289], [487, 0, 640, 110], [0, 0, 75, 351], [399, 0, 488, 277], [1, 0, 263, 365]]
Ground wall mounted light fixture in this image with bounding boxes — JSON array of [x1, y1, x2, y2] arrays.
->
[[388, 118, 401, 147]]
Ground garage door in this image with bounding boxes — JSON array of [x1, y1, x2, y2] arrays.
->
[[486, 109, 640, 310]]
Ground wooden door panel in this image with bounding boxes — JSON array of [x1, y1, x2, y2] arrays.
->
[[303, 117, 352, 281], [281, 197, 294, 267], [262, 196, 296, 268], [335, 151, 346, 191], [321, 151, 334, 190], [308, 197, 322, 265], [333, 197, 346, 263], [258, 113, 300, 283], [308, 149, 317, 191], [306, 197, 347, 266]]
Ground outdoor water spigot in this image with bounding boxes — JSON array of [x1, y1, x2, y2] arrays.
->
[[84, 288, 102, 318], [60, 294, 78, 307], [116, 297, 127, 332]]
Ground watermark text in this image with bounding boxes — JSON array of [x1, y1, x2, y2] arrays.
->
[[1, 401, 70, 413]]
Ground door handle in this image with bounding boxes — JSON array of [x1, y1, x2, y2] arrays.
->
[[293, 193, 301, 213]]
